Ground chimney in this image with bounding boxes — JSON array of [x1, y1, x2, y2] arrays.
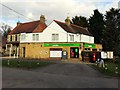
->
[[40, 15, 45, 23], [65, 16, 71, 26], [85, 27, 88, 31], [17, 21, 21, 26]]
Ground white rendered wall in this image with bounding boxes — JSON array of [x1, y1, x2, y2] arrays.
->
[[20, 21, 94, 44], [80, 34, 94, 43], [40, 21, 67, 42], [20, 21, 67, 43], [80, 34, 89, 43], [89, 36, 94, 43]]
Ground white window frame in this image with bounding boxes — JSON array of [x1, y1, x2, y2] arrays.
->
[[21, 34, 26, 41], [52, 34, 59, 41], [33, 34, 39, 41], [33, 34, 36, 41], [69, 34, 74, 41], [10, 35, 12, 41], [36, 34, 39, 41], [80, 35, 81, 41], [17, 34, 20, 41]]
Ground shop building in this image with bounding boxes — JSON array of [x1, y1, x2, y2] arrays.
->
[[6, 15, 102, 60]]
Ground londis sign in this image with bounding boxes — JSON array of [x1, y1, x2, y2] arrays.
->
[[84, 43, 96, 48], [43, 43, 81, 47]]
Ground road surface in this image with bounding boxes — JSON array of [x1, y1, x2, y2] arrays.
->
[[2, 62, 119, 88]]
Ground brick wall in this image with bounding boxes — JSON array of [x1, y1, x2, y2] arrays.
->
[[19, 43, 83, 60], [19, 42, 102, 60]]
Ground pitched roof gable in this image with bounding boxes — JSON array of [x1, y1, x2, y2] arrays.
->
[[54, 20, 92, 36], [9, 20, 47, 35]]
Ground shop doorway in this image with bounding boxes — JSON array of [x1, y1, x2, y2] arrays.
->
[[70, 47, 79, 58]]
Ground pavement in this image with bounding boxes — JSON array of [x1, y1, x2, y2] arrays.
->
[[2, 62, 119, 88]]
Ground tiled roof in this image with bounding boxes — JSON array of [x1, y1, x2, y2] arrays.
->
[[54, 20, 92, 36], [9, 20, 47, 35]]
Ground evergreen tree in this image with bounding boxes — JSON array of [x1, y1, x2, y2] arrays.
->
[[72, 16, 88, 27], [103, 8, 120, 56], [115, 9, 120, 56], [88, 9, 105, 44]]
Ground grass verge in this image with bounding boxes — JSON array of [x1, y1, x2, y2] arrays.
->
[[2, 60, 55, 69], [88, 61, 120, 77]]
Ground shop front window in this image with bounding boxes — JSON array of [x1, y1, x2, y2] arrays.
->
[[85, 48, 90, 51], [70, 47, 79, 58]]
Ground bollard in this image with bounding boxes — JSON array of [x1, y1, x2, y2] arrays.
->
[[14, 54, 15, 58], [7, 60, 10, 66], [37, 62, 39, 65], [95, 61, 98, 66], [104, 64, 108, 70], [115, 66, 118, 74], [17, 61, 20, 67]]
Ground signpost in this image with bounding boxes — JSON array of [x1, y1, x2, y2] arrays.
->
[[101, 52, 107, 59], [101, 51, 113, 59]]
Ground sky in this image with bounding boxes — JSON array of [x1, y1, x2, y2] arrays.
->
[[0, 0, 120, 29]]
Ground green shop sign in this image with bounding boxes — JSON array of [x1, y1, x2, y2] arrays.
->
[[43, 43, 81, 47], [84, 43, 96, 48]]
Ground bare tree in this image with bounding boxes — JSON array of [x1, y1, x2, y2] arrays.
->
[[0, 23, 12, 38]]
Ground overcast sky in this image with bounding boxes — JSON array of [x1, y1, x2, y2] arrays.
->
[[0, 0, 119, 28]]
